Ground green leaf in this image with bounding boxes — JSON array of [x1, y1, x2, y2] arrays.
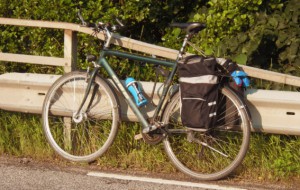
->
[[172, 28, 181, 38], [193, 13, 201, 20], [204, 48, 214, 56], [233, 54, 248, 65]]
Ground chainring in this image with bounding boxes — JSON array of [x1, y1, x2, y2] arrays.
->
[[141, 128, 165, 145]]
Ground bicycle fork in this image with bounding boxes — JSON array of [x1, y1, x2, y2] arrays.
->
[[73, 67, 100, 122]]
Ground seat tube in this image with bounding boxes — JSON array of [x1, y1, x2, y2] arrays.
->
[[99, 57, 150, 129]]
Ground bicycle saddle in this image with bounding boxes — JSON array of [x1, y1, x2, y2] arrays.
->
[[170, 22, 206, 34]]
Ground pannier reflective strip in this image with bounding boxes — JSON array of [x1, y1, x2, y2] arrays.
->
[[179, 75, 218, 84], [209, 112, 217, 117], [183, 97, 206, 101], [208, 101, 216, 106]]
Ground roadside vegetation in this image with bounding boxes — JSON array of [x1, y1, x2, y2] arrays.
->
[[0, 110, 299, 182], [0, 0, 299, 183]]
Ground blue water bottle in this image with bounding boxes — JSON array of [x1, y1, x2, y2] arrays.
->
[[125, 77, 148, 107]]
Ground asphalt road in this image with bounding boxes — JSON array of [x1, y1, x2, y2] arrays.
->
[[0, 156, 296, 190], [2, 164, 192, 190], [0, 163, 233, 190]]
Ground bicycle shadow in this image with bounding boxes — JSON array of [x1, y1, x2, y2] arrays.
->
[[245, 89, 263, 133]]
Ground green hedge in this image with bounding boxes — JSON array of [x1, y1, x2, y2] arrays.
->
[[1, 0, 299, 78]]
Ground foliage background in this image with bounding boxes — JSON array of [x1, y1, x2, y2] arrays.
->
[[0, 0, 299, 79]]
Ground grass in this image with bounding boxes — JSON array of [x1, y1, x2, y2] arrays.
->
[[0, 110, 299, 181], [0, 111, 53, 158], [245, 134, 300, 180]]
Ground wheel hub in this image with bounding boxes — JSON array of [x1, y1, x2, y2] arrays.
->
[[72, 112, 87, 123]]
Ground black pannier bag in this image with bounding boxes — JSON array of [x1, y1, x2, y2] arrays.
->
[[215, 58, 249, 126], [178, 55, 219, 129]]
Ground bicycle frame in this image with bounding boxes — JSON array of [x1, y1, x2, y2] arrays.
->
[[90, 49, 178, 132], [76, 25, 191, 133]]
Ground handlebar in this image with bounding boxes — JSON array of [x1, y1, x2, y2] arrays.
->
[[77, 10, 124, 32]]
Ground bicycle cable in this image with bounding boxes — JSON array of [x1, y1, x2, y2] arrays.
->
[[186, 41, 206, 57]]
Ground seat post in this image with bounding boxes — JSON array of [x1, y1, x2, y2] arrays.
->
[[177, 33, 192, 60]]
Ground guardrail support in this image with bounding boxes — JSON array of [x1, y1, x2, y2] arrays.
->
[[64, 30, 77, 72]]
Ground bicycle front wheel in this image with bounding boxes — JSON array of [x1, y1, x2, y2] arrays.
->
[[42, 71, 119, 162], [162, 86, 250, 180]]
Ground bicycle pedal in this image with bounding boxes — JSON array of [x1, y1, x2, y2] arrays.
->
[[134, 133, 143, 140]]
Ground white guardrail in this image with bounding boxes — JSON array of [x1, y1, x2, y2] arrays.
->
[[0, 17, 300, 136], [0, 72, 299, 136]]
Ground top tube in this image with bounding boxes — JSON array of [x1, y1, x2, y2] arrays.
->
[[100, 49, 176, 68]]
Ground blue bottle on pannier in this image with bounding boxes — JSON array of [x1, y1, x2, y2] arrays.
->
[[178, 55, 219, 130], [125, 77, 148, 107]]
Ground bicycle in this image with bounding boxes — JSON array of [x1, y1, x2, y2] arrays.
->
[[42, 12, 251, 181]]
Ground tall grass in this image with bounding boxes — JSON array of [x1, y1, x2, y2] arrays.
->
[[0, 111, 53, 158], [245, 134, 300, 180], [0, 110, 299, 180]]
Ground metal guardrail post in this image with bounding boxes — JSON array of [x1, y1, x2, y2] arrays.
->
[[63, 30, 78, 142]]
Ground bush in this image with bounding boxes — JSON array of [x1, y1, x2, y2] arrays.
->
[[1, 0, 298, 76]]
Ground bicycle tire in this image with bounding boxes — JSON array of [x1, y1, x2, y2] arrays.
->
[[42, 71, 120, 162], [162, 86, 250, 180]]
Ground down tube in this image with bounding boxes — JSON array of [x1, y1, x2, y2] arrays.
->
[[99, 57, 150, 129]]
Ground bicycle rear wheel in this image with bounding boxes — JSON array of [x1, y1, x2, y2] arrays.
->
[[162, 86, 250, 180], [42, 71, 119, 162]]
